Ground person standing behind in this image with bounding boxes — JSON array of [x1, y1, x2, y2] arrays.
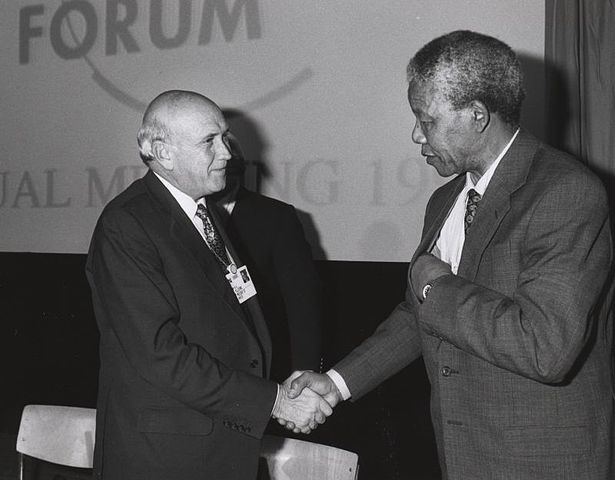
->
[[214, 133, 323, 382], [289, 30, 614, 479], [86, 90, 331, 480]]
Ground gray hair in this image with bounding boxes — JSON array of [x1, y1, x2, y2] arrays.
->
[[407, 30, 525, 126], [137, 117, 170, 163], [136, 90, 210, 163]]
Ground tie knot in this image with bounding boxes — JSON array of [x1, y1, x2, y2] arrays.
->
[[464, 189, 482, 233], [195, 203, 208, 219], [467, 189, 481, 205]]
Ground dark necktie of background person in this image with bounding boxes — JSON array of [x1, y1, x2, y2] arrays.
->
[[196, 204, 230, 268], [464, 189, 482, 233]]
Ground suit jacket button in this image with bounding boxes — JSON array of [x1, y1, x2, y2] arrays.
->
[[441, 366, 451, 377], [250, 359, 259, 368]]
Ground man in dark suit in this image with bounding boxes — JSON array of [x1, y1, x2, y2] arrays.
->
[[214, 134, 323, 383], [86, 90, 332, 480], [288, 31, 614, 479]]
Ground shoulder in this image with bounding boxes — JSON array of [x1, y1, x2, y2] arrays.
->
[[528, 141, 607, 206], [95, 177, 154, 232]]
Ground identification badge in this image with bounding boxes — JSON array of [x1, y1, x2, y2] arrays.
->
[[225, 265, 257, 304]]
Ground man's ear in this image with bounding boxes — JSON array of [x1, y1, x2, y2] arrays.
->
[[469, 100, 490, 133], [152, 140, 173, 170]]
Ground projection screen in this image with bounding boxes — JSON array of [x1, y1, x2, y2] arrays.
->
[[0, 0, 544, 261]]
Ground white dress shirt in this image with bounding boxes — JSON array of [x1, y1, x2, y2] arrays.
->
[[434, 128, 519, 273], [154, 172, 236, 262], [154, 173, 209, 240]]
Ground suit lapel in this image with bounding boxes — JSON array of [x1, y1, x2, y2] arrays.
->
[[458, 130, 539, 279], [143, 173, 254, 335], [207, 197, 273, 375]]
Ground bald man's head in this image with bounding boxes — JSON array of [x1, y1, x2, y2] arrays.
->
[[137, 90, 232, 199], [138, 90, 220, 162]]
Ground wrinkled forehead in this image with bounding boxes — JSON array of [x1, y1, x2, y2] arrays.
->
[[407, 79, 452, 116], [408, 80, 435, 111], [168, 101, 228, 140]]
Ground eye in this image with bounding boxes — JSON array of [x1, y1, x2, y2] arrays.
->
[[200, 136, 214, 147], [419, 120, 434, 133]]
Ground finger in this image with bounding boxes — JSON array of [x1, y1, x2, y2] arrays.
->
[[286, 370, 305, 383], [319, 399, 333, 417], [324, 393, 339, 408], [284, 421, 296, 430], [314, 411, 326, 425], [276, 417, 287, 426], [289, 373, 311, 398]]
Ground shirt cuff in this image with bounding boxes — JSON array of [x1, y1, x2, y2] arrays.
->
[[326, 369, 351, 401], [271, 384, 280, 416]]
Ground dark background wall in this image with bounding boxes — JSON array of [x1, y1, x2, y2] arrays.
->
[[0, 253, 439, 480]]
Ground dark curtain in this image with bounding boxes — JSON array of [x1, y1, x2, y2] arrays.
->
[[545, 0, 615, 395], [545, 0, 615, 174]]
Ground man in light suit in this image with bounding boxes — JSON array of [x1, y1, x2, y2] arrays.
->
[[288, 30, 614, 479], [86, 90, 331, 480]]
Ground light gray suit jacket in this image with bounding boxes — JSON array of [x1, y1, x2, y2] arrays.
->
[[336, 131, 614, 479]]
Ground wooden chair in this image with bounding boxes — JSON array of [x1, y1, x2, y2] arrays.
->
[[259, 435, 359, 480], [16, 404, 96, 479]]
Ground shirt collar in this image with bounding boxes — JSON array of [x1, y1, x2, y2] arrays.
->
[[466, 128, 520, 195], [153, 172, 202, 218]]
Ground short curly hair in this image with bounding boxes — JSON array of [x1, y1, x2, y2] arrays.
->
[[407, 30, 525, 126]]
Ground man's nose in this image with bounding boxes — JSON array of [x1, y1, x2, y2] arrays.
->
[[217, 137, 232, 160], [411, 121, 426, 145]]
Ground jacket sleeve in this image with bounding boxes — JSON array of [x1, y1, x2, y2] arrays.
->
[[86, 208, 277, 438], [334, 291, 422, 400], [419, 171, 612, 383]]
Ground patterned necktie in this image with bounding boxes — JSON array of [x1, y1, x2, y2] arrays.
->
[[196, 204, 230, 267], [464, 189, 482, 233]]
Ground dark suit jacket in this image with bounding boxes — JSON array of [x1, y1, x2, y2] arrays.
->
[[86, 172, 278, 480], [222, 187, 323, 382], [335, 131, 614, 479]]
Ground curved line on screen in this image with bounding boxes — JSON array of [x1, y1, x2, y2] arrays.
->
[[236, 67, 314, 111], [64, 9, 313, 114]]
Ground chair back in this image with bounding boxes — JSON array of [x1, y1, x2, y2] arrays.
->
[[16, 405, 96, 468], [259, 435, 358, 480]]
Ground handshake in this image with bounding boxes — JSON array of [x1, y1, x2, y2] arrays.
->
[[271, 371, 343, 434]]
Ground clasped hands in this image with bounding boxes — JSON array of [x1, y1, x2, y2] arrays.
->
[[271, 371, 342, 434]]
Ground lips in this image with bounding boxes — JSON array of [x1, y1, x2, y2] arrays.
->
[[211, 161, 228, 172]]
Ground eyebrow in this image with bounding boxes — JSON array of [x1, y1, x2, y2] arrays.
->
[[411, 108, 429, 119], [197, 126, 229, 145], [198, 133, 217, 145]]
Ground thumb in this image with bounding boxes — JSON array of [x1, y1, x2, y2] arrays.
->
[[289, 373, 310, 398]]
